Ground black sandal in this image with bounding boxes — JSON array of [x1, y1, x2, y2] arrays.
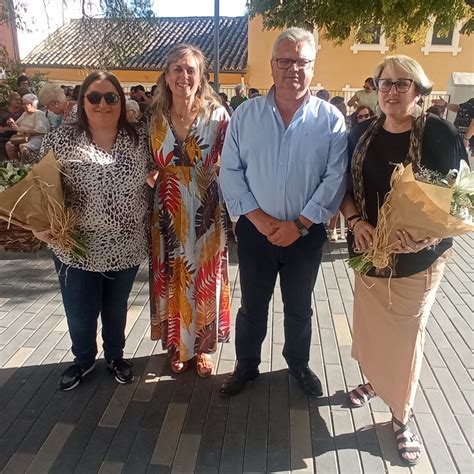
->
[[392, 416, 422, 466], [347, 383, 376, 408]]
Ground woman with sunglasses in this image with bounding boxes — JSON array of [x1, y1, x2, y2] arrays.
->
[[353, 105, 376, 127], [147, 43, 231, 378], [33, 71, 150, 391], [339, 55, 466, 466]]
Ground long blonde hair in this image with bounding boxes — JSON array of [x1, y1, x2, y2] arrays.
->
[[149, 43, 221, 128]]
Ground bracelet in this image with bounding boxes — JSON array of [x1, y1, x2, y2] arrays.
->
[[346, 214, 361, 222], [350, 218, 364, 231]]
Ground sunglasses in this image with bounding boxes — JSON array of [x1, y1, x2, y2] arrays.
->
[[357, 113, 370, 120], [86, 92, 120, 105]]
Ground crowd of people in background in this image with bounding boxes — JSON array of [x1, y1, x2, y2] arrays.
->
[[2, 72, 470, 167], [0, 76, 266, 162]]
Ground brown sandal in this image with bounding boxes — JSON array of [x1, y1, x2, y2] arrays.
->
[[347, 383, 376, 408], [392, 416, 422, 466], [196, 353, 214, 378], [170, 352, 189, 374]]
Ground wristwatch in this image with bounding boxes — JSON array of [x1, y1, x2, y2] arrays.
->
[[293, 218, 309, 237]]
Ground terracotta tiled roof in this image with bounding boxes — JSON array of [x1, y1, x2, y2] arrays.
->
[[23, 16, 248, 72]]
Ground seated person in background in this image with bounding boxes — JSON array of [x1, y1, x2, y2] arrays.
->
[[39, 83, 76, 126], [316, 89, 330, 102], [347, 77, 378, 112], [134, 84, 151, 113], [351, 104, 376, 128], [248, 87, 261, 99], [0, 92, 23, 157], [5, 93, 50, 162], [330, 95, 351, 130], [16, 75, 32, 93], [65, 85, 75, 98], [219, 92, 233, 116], [71, 85, 81, 101], [230, 84, 248, 110], [327, 95, 351, 242], [125, 99, 141, 123], [426, 105, 443, 117], [17, 86, 31, 98]]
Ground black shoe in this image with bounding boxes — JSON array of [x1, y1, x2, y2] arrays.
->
[[289, 366, 323, 397], [107, 358, 134, 384], [59, 362, 96, 391], [219, 368, 259, 396]]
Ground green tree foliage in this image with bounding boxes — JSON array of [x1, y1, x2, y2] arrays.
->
[[248, 0, 472, 45], [0, 47, 45, 108]]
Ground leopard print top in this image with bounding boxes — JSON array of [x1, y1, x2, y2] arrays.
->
[[40, 123, 151, 272]]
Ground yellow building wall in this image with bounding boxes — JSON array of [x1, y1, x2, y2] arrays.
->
[[247, 16, 474, 92], [23, 67, 243, 88]]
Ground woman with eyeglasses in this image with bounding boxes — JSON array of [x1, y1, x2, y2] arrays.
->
[[147, 43, 231, 378], [32, 71, 151, 391], [339, 55, 466, 466]]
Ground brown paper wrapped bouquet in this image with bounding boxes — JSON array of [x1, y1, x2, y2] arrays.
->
[[349, 161, 474, 275], [0, 150, 87, 259]]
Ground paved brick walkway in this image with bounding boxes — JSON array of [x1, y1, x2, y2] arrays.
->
[[0, 235, 472, 473]]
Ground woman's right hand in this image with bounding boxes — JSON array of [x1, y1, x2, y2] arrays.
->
[[352, 220, 375, 252], [32, 229, 56, 244]]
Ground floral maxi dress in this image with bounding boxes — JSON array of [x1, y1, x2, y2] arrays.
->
[[150, 106, 231, 361]]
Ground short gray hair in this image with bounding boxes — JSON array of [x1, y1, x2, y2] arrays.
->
[[126, 99, 140, 113], [38, 83, 66, 107], [272, 27, 316, 59], [374, 55, 433, 96], [22, 93, 38, 107], [235, 84, 246, 93]]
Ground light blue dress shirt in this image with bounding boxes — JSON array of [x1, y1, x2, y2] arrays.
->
[[220, 87, 348, 224]]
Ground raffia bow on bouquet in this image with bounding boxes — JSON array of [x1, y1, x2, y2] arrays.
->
[[349, 160, 474, 275], [0, 149, 87, 259]]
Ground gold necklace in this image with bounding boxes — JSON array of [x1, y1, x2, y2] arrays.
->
[[173, 105, 197, 123]]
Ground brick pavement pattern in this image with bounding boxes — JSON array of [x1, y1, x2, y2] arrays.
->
[[0, 235, 472, 473]]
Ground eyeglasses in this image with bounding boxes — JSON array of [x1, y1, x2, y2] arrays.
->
[[86, 92, 120, 105], [274, 58, 314, 70], [357, 113, 370, 120], [375, 78, 414, 93]]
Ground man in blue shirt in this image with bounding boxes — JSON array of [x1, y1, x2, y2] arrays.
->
[[219, 27, 348, 397]]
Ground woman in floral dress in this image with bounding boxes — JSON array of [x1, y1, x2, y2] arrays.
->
[[147, 44, 231, 377]]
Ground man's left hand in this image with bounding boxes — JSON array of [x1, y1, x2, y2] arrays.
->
[[267, 220, 300, 247]]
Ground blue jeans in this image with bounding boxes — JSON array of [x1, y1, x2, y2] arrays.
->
[[53, 256, 139, 369]]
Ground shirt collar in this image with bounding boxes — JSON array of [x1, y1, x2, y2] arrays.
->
[[265, 85, 312, 108]]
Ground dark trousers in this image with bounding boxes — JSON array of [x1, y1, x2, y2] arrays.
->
[[235, 216, 325, 371], [54, 256, 139, 369]]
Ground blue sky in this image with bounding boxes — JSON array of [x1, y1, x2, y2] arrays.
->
[[18, 0, 248, 58]]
